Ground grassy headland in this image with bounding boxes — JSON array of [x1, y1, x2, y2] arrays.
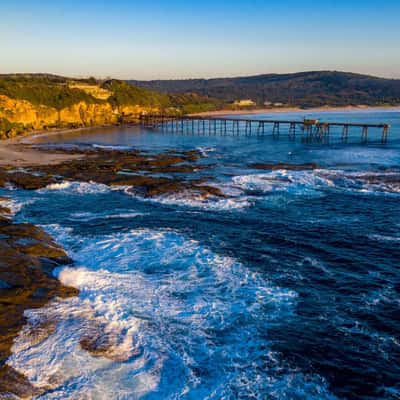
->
[[3, 70, 399, 140], [0, 74, 222, 139]]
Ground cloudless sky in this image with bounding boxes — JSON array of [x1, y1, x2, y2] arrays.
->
[[1, 0, 400, 79]]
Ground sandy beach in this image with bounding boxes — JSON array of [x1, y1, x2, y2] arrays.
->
[[1, 105, 398, 167], [0, 141, 83, 167], [191, 105, 400, 117], [0, 128, 93, 167]]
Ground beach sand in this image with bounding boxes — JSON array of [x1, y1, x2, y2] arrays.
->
[[0, 141, 83, 167], [0, 128, 90, 167], [190, 105, 400, 117], [1, 105, 398, 167]]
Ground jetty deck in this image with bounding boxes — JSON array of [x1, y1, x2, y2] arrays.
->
[[139, 115, 390, 144]]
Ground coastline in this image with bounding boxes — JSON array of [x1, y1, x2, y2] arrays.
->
[[0, 198, 78, 398], [0, 106, 399, 398], [0, 124, 132, 167], [0, 139, 84, 167], [190, 105, 400, 117], [1, 104, 398, 167], [0, 134, 224, 397]]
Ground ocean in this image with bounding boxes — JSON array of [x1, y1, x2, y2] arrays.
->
[[2, 110, 400, 399]]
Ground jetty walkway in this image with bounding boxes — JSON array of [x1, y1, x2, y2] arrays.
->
[[139, 115, 390, 144]]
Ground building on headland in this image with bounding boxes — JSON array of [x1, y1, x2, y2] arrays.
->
[[263, 101, 286, 108], [233, 99, 256, 108]]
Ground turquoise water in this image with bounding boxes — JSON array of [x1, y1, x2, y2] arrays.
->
[[3, 110, 400, 399]]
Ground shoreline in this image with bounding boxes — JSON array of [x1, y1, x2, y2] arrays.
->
[[190, 105, 400, 117], [0, 104, 398, 167], [0, 124, 134, 167], [0, 198, 78, 398]]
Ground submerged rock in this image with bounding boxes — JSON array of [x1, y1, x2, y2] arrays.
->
[[0, 146, 227, 396], [0, 147, 224, 200], [79, 322, 140, 363], [4, 172, 56, 190], [0, 197, 12, 220], [0, 219, 78, 398], [0, 365, 41, 399]]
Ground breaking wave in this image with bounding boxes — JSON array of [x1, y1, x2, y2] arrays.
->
[[232, 169, 400, 196], [92, 144, 133, 151], [6, 226, 335, 399], [126, 188, 253, 211], [68, 211, 146, 222], [127, 168, 400, 212], [0, 194, 36, 216], [40, 181, 112, 194]]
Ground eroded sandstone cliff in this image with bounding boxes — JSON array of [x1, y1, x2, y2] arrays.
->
[[0, 94, 158, 139]]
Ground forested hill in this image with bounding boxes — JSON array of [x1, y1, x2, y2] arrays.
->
[[129, 71, 400, 107], [0, 74, 223, 138]]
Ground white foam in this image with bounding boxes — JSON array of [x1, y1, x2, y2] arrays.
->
[[232, 169, 334, 195], [126, 187, 252, 211], [0, 196, 35, 216], [369, 234, 400, 242], [231, 169, 400, 198], [196, 146, 216, 157], [0, 197, 18, 216], [40, 181, 112, 194], [317, 170, 400, 195], [7, 227, 313, 399], [68, 211, 145, 222], [92, 144, 132, 151], [126, 167, 400, 212]]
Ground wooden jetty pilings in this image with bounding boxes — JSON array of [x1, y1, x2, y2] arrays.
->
[[139, 115, 391, 144]]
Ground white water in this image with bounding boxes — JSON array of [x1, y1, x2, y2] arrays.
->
[[124, 168, 400, 213], [40, 181, 113, 195], [6, 226, 336, 399]]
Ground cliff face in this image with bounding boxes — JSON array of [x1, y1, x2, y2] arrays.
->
[[0, 94, 159, 139], [0, 95, 59, 129]]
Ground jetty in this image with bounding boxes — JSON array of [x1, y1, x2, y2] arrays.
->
[[139, 115, 390, 144]]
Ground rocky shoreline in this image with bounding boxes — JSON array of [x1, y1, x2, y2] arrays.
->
[[0, 198, 78, 398], [1, 142, 399, 398], [0, 146, 223, 197], [0, 145, 227, 398]]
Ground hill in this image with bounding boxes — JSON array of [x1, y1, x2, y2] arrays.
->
[[129, 71, 400, 108], [0, 75, 220, 139]]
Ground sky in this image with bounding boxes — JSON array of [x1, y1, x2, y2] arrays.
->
[[1, 0, 400, 80]]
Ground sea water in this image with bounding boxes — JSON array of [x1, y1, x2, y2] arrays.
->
[[2, 110, 400, 399]]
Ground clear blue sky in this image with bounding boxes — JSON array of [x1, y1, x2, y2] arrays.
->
[[1, 0, 399, 79]]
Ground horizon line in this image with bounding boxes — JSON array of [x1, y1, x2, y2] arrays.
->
[[1, 69, 400, 82]]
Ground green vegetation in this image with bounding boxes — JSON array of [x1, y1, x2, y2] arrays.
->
[[130, 71, 400, 108], [0, 75, 224, 118], [0, 75, 226, 137], [102, 80, 171, 108], [0, 118, 27, 139], [0, 76, 102, 110], [169, 93, 223, 114]]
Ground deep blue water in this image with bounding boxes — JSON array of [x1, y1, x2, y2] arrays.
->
[[2, 110, 400, 399]]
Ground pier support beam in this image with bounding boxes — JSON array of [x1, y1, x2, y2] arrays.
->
[[381, 124, 390, 144], [234, 120, 240, 136], [245, 121, 252, 136], [341, 125, 349, 142], [361, 126, 368, 143], [272, 122, 280, 138], [288, 123, 296, 140]]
